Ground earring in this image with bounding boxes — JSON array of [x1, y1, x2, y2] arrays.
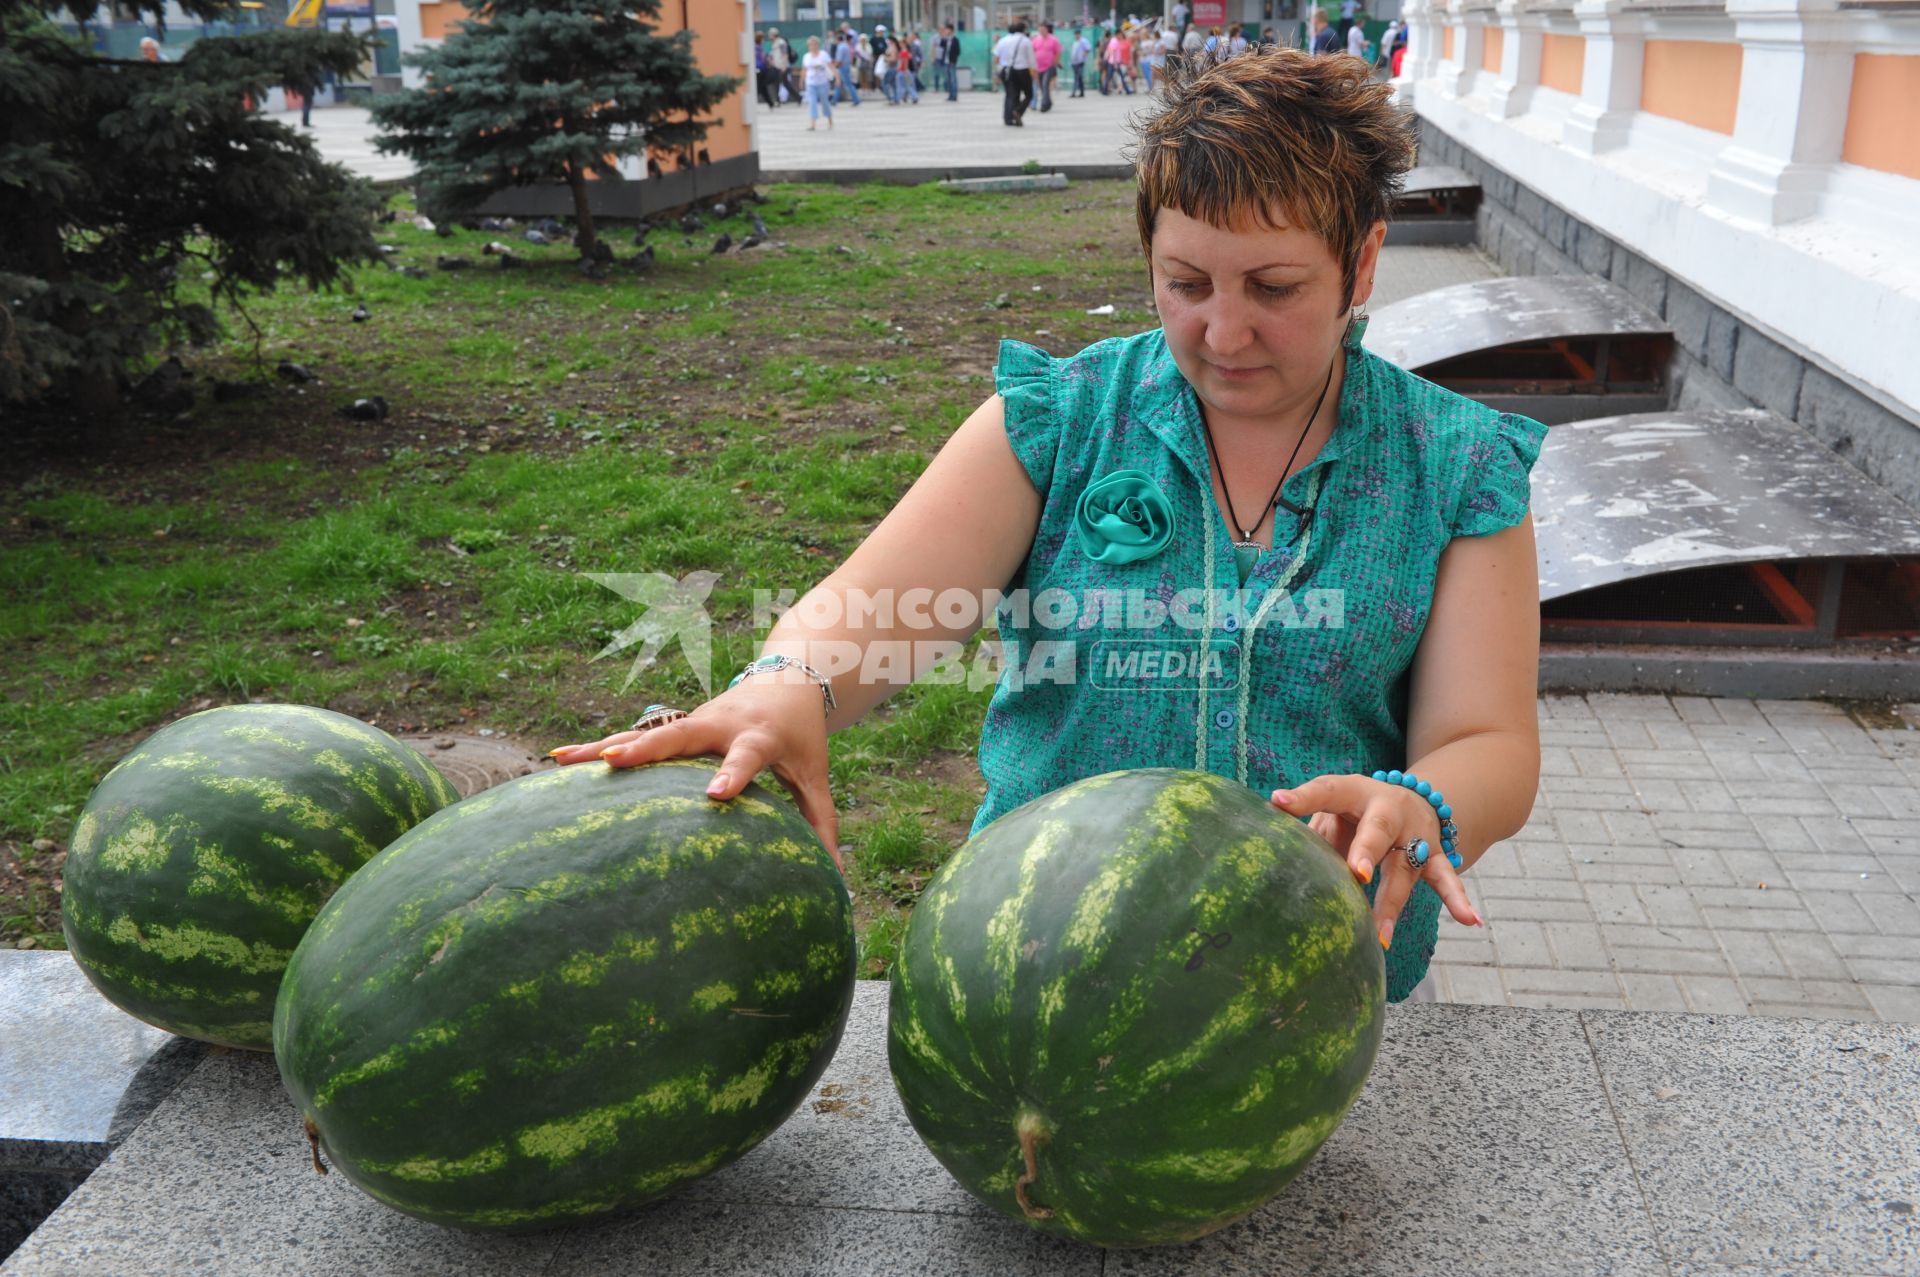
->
[[1343, 303, 1370, 351]]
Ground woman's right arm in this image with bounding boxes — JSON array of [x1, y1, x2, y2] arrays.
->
[[549, 393, 1043, 860]]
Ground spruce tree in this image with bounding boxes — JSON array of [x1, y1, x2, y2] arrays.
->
[[0, 0, 380, 416], [371, 0, 739, 260]]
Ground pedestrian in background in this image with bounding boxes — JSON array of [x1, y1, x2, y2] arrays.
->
[[769, 28, 795, 100], [1069, 25, 1092, 96], [1033, 21, 1061, 112], [1310, 10, 1340, 54], [802, 36, 835, 129], [895, 36, 922, 102], [1346, 11, 1368, 59], [938, 23, 962, 100], [1229, 22, 1249, 55], [832, 31, 861, 104], [995, 20, 1036, 125]]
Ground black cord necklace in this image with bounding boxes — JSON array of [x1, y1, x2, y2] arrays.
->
[[1198, 347, 1339, 550]]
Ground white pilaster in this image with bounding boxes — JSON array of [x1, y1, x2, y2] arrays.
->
[[1486, 0, 1542, 117], [1562, 0, 1642, 154], [1440, 1, 1486, 97], [1704, 0, 1853, 225]]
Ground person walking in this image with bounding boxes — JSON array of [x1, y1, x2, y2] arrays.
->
[[1148, 24, 1172, 91], [857, 32, 876, 90], [1229, 22, 1249, 55], [768, 28, 795, 101], [1105, 27, 1128, 93], [754, 35, 780, 109], [895, 36, 922, 102], [1033, 21, 1061, 112], [801, 35, 835, 129], [1346, 10, 1369, 60], [1069, 25, 1092, 96], [1310, 9, 1340, 54], [995, 21, 1036, 125], [938, 23, 963, 100], [833, 31, 861, 104]]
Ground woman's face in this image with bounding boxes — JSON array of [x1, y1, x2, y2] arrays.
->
[[808, 37, 820, 50], [1151, 205, 1383, 423]]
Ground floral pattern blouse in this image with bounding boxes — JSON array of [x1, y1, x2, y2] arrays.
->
[[970, 322, 1548, 1001]]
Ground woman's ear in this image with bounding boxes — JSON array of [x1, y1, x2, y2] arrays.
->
[[1350, 220, 1389, 309]]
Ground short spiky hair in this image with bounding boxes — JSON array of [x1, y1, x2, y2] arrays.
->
[[1132, 49, 1416, 310]]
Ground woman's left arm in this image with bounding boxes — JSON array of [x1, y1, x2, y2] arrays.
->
[[1400, 510, 1542, 875], [1272, 512, 1541, 946]]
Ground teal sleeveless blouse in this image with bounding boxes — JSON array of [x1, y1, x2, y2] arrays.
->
[[969, 323, 1547, 1002]]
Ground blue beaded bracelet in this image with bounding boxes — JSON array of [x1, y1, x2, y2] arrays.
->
[[1371, 769, 1462, 870]]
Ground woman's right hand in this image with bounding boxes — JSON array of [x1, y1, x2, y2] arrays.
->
[[548, 680, 842, 870]]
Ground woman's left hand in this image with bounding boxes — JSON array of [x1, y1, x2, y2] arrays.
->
[[1271, 775, 1483, 949]]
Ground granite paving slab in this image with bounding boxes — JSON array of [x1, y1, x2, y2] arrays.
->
[[1583, 1012, 1920, 1275], [33, 981, 1917, 1276], [0, 951, 206, 1259]]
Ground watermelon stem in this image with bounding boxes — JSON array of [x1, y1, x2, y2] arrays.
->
[[303, 1115, 329, 1176], [1014, 1108, 1054, 1220]]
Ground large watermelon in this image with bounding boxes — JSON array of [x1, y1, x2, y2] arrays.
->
[[61, 703, 458, 1050], [888, 768, 1384, 1248], [273, 759, 857, 1232]]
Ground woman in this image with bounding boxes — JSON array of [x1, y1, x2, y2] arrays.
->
[[554, 51, 1544, 1005], [894, 36, 921, 103], [856, 33, 876, 91], [1103, 27, 1133, 94], [801, 36, 835, 129], [1143, 26, 1166, 92]]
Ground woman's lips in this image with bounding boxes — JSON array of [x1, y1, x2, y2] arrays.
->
[[1207, 361, 1269, 380]]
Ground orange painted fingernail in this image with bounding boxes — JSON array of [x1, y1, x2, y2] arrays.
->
[[547, 749, 564, 757], [1356, 861, 1373, 884], [1379, 927, 1391, 950]]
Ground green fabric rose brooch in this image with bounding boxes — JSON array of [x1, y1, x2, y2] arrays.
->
[[1074, 469, 1175, 565]]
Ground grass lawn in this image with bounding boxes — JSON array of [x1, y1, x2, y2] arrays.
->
[[0, 178, 1158, 973]]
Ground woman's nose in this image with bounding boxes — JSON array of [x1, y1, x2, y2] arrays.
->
[[1203, 301, 1256, 357]]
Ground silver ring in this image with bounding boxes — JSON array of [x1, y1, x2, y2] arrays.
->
[[1389, 840, 1430, 871], [629, 704, 689, 732]]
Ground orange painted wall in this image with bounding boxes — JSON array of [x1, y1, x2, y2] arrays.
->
[[1442, 25, 1454, 62], [1540, 32, 1583, 95], [419, 0, 468, 40], [1640, 39, 1742, 135], [659, 0, 753, 162], [1843, 54, 1920, 181], [1480, 25, 1503, 75]]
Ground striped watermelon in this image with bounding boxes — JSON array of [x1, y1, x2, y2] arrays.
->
[[273, 759, 857, 1232], [61, 704, 458, 1050], [888, 768, 1384, 1248]]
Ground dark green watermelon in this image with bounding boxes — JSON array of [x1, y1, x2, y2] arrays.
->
[[61, 703, 458, 1049], [888, 767, 1384, 1247], [273, 759, 857, 1232]]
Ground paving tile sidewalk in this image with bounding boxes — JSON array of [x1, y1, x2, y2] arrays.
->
[[1437, 694, 1920, 1023]]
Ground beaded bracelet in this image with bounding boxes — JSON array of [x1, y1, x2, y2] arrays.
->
[[1370, 769, 1461, 871]]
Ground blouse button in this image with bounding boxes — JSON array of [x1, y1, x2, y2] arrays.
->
[[1214, 709, 1235, 730], [1223, 614, 1240, 633]]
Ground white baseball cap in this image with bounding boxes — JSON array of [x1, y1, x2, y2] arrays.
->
[[876, 23, 886, 30]]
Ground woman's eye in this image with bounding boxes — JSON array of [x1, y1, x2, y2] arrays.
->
[[1257, 283, 1301, 300], [1164, 279, 1204, 295]]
